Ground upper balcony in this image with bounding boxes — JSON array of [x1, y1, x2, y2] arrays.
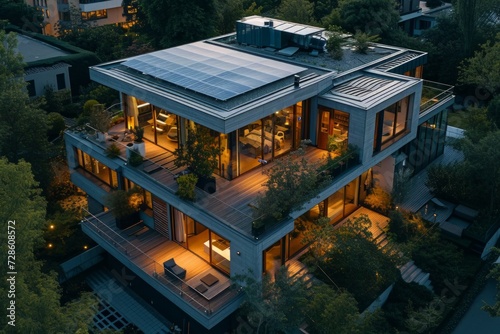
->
[[419, 80, 454, 117], [79, 0, 122, 12], [66, 124, 362, 240], [81, 210, 243, 329]]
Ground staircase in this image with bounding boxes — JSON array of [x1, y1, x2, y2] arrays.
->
[[399, 260, 433, 291]]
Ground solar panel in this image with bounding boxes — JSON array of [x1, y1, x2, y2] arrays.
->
[[122, 42, 306, 101]]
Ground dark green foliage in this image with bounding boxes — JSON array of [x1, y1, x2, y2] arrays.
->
[[382, 279, 435, 332], [326, 28, 344, 60], [0, 0, 43, 32], [387, 210, 425, 243], [337, 0, 400, 37], [127, 149, 143, 167], [309, 215, 400, 309], [487, 95, 500, 128], [254, 145, 328, 223], [277, 0, 315, 25], [42, 87, 71, 115], [313, 0, 339, 23], [353, 31, 380, 54], [46, 112, 66, 140], [410, 230, 465, 291], [138, 0, 218, 48], [426, 0, 442, 8], [174, 125, 221, 178], [80, 83, 120, 109], [132, 126, 144, 143], [176, 174, 198, 201], [105, 143, 121, 158], [105, 188, 143, 219], [234, 266, 308, 333], [426, 163, 470, 204]]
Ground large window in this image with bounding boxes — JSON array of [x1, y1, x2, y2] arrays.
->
[[76, 149, 118, 188], [171, 209, 230, 274], [373, 96, 410, 154], [81, 10, 107, 20]]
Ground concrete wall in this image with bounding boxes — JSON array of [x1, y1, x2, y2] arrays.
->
[[25, 64, 71, 97]]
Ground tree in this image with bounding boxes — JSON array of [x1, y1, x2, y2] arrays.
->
[[0, 159, 97, 332], [326, 26, 344, 60], [254, 144, 328, 222], [138, 0, 218, 48], [306, 285, 363, 334], [277, 0, 315, 25], [235, 266, 308, 333], [337, 0, 400, 37], [0, 30, 52, 192], [174, 125, 221, 179], [313, 0, 339, 23], [459, 33, 500, 96], [306, 215, 400, 308], [483, 247, 500, 316], [352, 31, 380, 54], [0, 0, 43, 33]]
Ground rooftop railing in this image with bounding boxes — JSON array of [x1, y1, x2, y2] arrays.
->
[[420, 80, 454, 114]]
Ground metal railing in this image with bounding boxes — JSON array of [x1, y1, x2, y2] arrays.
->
[[420, 80, 454, 114], [80, 209, 216, 314]]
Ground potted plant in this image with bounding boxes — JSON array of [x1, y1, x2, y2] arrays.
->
[[132, 126, 145, 157], [174, 125, 221, 194], [176, 173, 198, 201], [105, 143, 121, 158], [128, 148, 143, 167], [105, 188, 143, 229], [88, 104, 111, 142]]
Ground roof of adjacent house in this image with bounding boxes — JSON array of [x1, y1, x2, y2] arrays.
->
[[16, 34, 70, 63]]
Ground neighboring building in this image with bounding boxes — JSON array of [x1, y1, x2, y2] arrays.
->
[[16, 33, 71, 97], [65, 16, 454, 332], [25, 0, 132, 36], [399, 0, 453, 36]]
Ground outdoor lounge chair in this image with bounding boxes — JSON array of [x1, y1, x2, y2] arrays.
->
[[163, 258, 186, 279]]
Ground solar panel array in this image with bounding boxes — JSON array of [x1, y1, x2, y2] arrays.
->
[[122, 42, 306, 101]]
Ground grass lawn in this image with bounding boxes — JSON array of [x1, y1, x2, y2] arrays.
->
[[448, 109, 468, 129]]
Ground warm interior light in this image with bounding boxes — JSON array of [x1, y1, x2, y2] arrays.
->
[[48, 243, 53, 248], [83, 245, 88, 250]]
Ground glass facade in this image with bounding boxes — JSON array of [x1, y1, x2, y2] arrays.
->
[[76, 149, 118, 188], [404, 109, 448, 174], [373, 96, 410, 154], [171, 208, 231, 274]]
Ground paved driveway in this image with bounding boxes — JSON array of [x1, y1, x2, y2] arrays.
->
[[453, 279, 500, 334]]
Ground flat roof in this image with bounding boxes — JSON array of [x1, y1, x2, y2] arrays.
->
[[322, 72, 421, 109], [238, 16, 324, 36], [16, 34, 70, 63], [122, 42, 306, 101]]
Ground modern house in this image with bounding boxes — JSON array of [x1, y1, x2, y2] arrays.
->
[[15, 33, 71, 97], [25, 0, 133, 36], [398, 0, 453, 36], [65, 16, 454, 332]]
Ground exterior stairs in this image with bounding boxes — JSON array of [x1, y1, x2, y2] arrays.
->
[[399, 260, 433, 291]]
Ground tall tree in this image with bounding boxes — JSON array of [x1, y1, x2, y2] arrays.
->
[[277, 0, 315, 25], [337, 0, 400, 37], [138, 0, 218, 48], [235, 266, 308, 333], [459, 33, 500, 96], [0, 0, 43, 33], [0, 30, 52, 191], [0, 159, 97, 332]]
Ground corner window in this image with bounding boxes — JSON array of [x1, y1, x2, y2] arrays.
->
[[373, 96, 410, 154]]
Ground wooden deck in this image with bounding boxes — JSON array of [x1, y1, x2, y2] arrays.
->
[[96, 125, 329, 236], [81, 210, 241, 316]]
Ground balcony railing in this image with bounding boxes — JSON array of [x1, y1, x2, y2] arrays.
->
[[80, 209, 240, 317], [420, 80, 454, 114]]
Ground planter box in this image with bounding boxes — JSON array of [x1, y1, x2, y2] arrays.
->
[[196, 175, 216, 194], [115, 211, 140, 229]]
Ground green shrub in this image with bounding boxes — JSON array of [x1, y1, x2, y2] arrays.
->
[[127, 149, 143, 167], [105, 143, 121, 158], [47, 112, 66, 140], [388, 210, 425, 243], [364, 186, 392, 215], [176, 174, 198, 201]]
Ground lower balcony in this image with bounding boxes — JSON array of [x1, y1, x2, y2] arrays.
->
[[81, 210, 243, 329]]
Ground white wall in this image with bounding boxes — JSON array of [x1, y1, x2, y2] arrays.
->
[[25, 64, 71, 97]]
